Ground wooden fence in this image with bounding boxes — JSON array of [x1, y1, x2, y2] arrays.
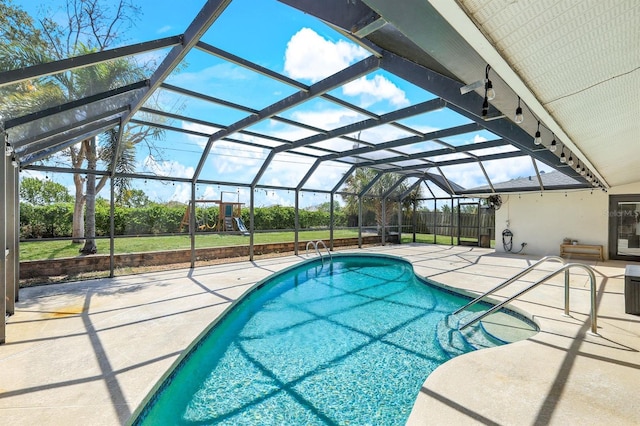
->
[[391, 210, 495, 239]]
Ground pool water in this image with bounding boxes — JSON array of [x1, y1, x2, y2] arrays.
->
[[133, 255, 519, 425]]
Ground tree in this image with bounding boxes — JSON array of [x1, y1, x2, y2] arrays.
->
[[20, 177, 73, 204], [341, 168, 408, 230], [118, 188, 151, 208], [1, 0, 164, 254]]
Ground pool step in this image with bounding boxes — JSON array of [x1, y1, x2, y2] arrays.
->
[[436, 313, 514, 357], [437, 310, 539, 358]]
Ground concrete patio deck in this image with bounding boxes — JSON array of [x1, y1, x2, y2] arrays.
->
[[1, 244, 639, 425]]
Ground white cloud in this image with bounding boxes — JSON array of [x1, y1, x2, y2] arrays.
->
[[168, 62, 251, 87], [283, 28, 369, 83], [343, 75, 409, 108], [157, 25, 172, 34], [290, 108, 363, 130], [181, 122, 219, 147], [142, 155, 194, 178]]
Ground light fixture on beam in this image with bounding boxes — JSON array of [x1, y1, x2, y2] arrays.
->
[[534, 121, 542, 145], [514, 96, 524, 123], [560, 146, 566, 163], [549, 134, 557, 152], [485, 65, 495, 100], [481, 95, 489, 119], [5, 140, 12, 157]]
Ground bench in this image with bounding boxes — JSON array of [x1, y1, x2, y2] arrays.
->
[[560, 244, 603, 261]]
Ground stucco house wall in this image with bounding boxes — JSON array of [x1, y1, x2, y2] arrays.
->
[[494, 182, 640, 259]]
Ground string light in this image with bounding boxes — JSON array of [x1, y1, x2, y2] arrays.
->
[[568, 153, 574, 166], [481, 95, 489, 119], [485, 65, 495, 100], [11, 155, 18, 168], [549, 134, 557, 152], [534, 121, 542, 145], [5, 140, 12, 157], [514, 97, 524, 123], [560, 146, 566, 163]]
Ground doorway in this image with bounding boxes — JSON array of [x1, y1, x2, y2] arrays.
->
[[608, 195, 640, 261]]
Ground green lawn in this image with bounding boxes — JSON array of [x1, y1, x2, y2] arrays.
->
[[20, 230, 494, 261], [20, 229, 361, 261]]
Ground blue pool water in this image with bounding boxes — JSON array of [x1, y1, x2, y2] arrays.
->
[[132, 254, 510, 425]]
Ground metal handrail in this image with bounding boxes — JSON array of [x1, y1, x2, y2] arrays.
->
[[316, 240, 332, 261], [305, 240, 320, 258], [453, 255, 566, 315], [305, 240, 332, 266], [458, 263, 598, 335]]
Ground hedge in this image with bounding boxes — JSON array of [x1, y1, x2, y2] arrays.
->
[[20, 202, 348, 239]]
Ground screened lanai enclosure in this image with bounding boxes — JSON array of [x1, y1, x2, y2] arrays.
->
[[1, 0, 606, 342]]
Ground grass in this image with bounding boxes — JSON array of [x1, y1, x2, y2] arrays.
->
[[20, 230, 494, 261], [20, 229, 361, 261]]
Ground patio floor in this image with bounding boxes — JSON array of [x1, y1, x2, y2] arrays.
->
[[1, 244, 639, 425]]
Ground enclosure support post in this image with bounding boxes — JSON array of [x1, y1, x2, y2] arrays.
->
[[397, 200, 402, 244], [12, 163, 19, 303], [249, 186, 255, 261], [450, 198, 454, 246], [433, 199, 437, 244], [294, 189, 299, 256], [412, 200, 417, 243], [190, 182, 196, 268], [1, 138, 7, 344], [109, 177, 115, 278], [6, 151, 17, 314], [381, 198, 386, 246], [358, 196, 363, 248], [329, 192, 334, 250]]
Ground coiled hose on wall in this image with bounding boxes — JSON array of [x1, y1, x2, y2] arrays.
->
[[502, 229, 526, 253]]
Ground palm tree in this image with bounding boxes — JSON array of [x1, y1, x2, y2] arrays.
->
[[1, 1, 164, 254], [341, 167, 409, 231]]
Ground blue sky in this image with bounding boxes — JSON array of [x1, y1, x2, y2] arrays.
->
[[19, 0, 551, 208]]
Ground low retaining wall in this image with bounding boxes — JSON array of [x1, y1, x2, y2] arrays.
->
[[20, 236, 387, 279]]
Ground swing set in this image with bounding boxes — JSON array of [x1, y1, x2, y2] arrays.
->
[[179, 191, 250, 235]]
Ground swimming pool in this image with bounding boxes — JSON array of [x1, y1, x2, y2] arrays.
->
[[131, 254, 534, 425]]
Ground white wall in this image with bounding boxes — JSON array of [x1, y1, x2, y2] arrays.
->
[[494, 189, 608, 258], [494, 181, 640, 259]]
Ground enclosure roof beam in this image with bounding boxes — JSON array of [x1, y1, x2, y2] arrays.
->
[[476, 159, 496, 193], [193, 55, 380, 182], [331, 165, 357, 194], [20, 118, 121, 166], [423, 181, 437, 199], [250, 150, 277, 188], [12, 106, 129, 149], [4, 80, 145, 130], [381, 175, 408, 199], [531, 157, 545, 191], [379, 49, 587, 183], [389, 150, 526, 173], [119, 0, 233, 128], [435, 166, 457, 195], [321, 122, 480, 161], [296, 159, 322, 191], [276, 98, 445, 153], [0, 36, 181, 88], [356, 138, 510, 168], [160, 83, 259, 114], [109, 120, 127, 178], [398, 178, 424, 201], [135, 107, 378, 166], [196, 41, 308, 91], [358, 172, 383, 198]]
